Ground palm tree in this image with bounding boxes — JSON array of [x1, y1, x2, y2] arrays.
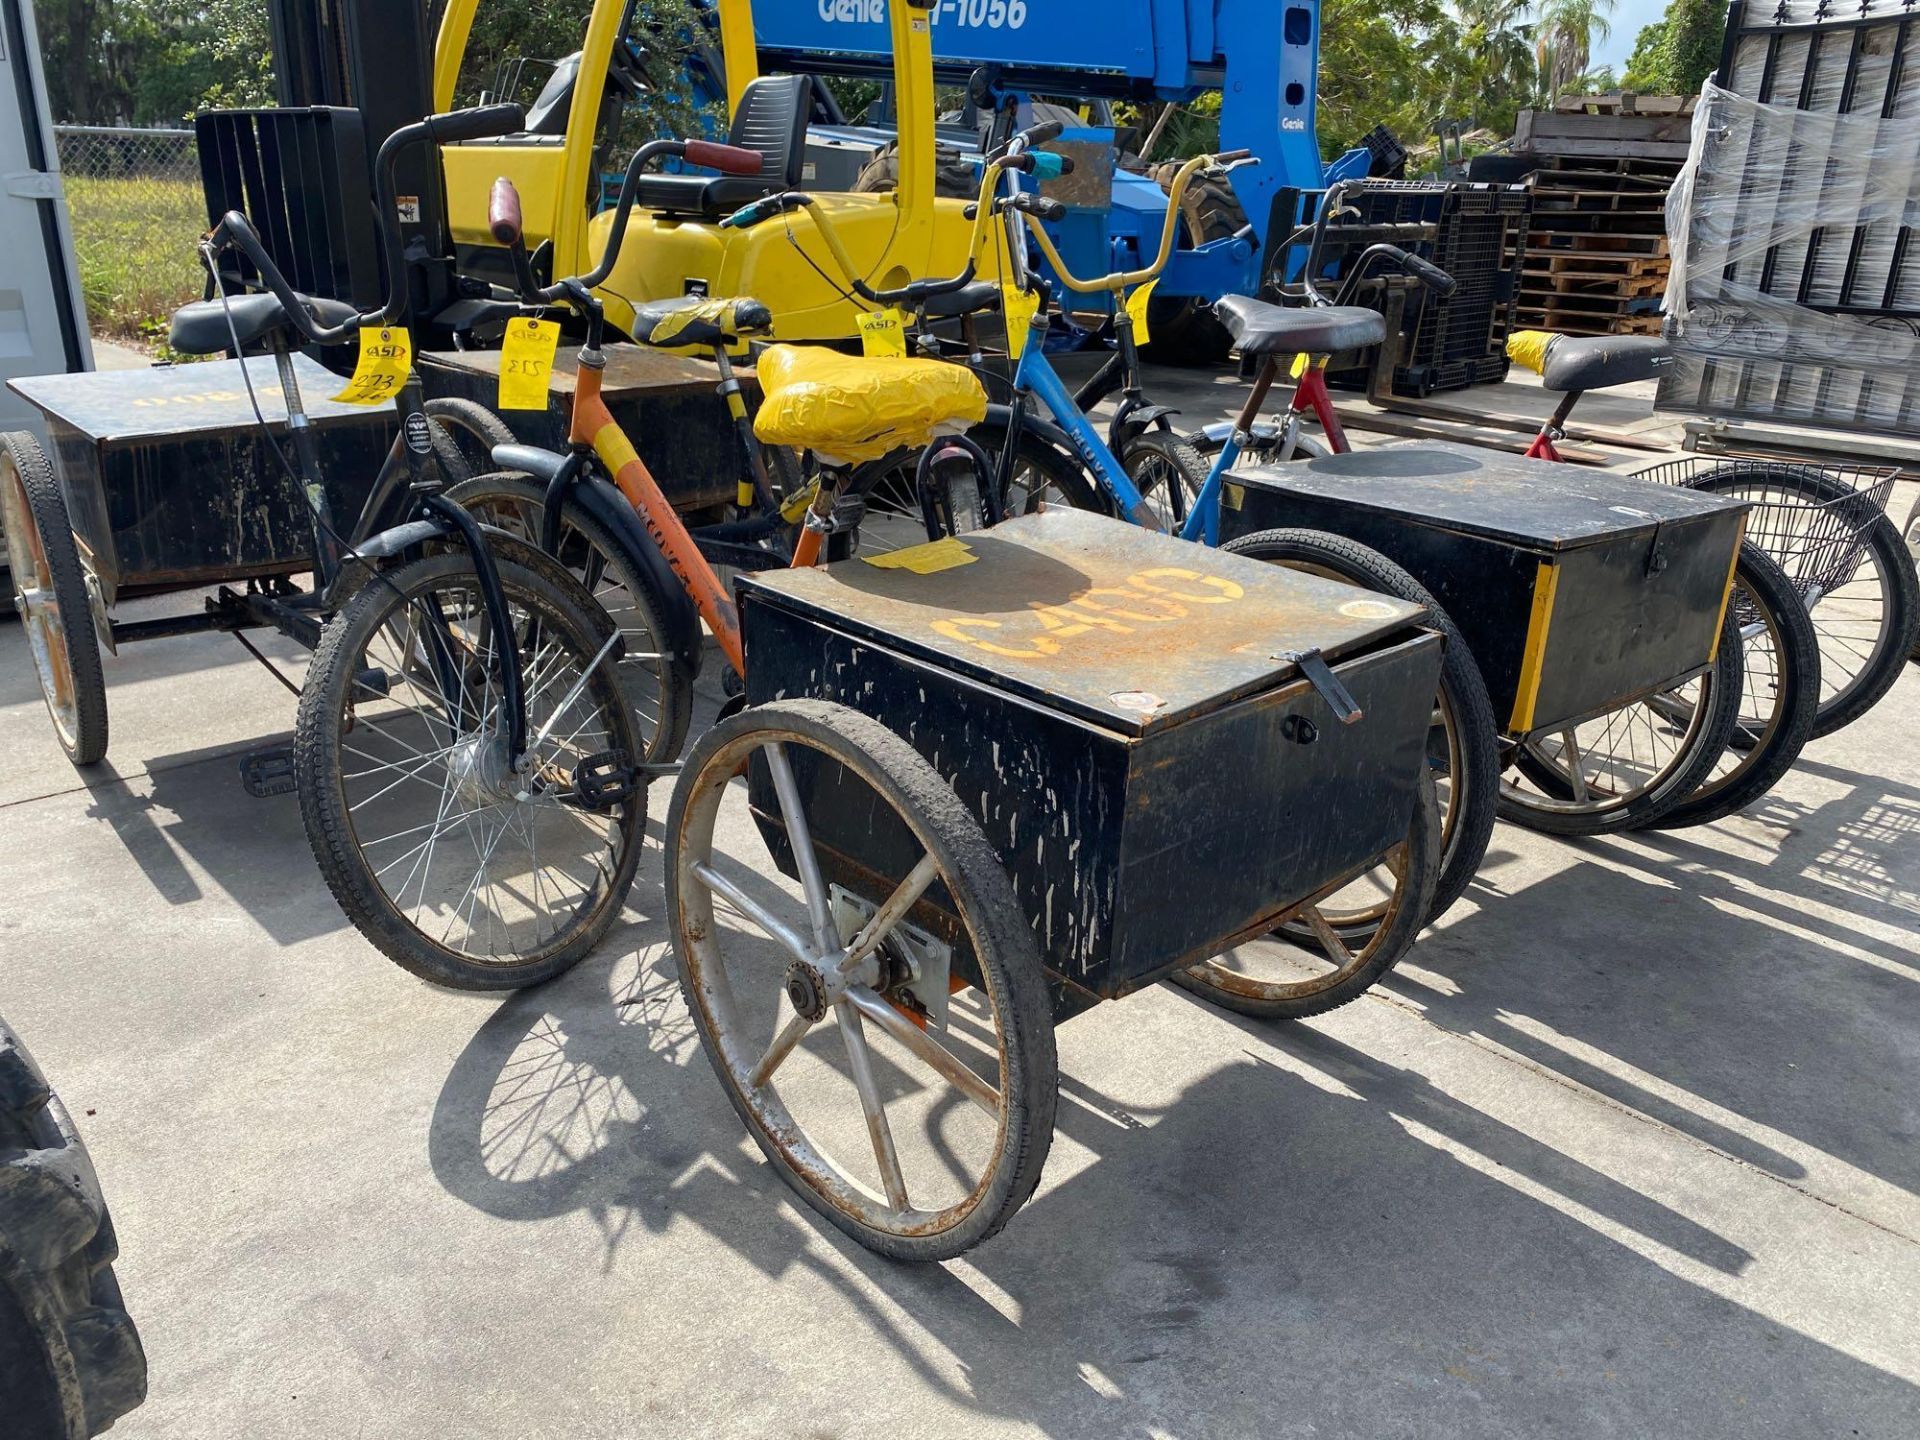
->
[[1535, 0, 1616, 99], [1460, 0, 1538, 108]]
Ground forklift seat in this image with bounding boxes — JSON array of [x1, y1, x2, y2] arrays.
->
[[637, 74, 812, 217]]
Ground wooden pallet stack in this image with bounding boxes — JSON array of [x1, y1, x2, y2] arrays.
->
[[1510, 95, 1694, 337]]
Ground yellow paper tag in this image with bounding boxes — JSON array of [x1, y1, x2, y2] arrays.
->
[[1002, 285, 1041, 359], [1289, 351, 1310, 379], [1124, 279, 1158, 347], [863, 536, 977, 575], [331, 326, 410, 406], [497, 317, 561, 411], [857, 308, 908, 359]]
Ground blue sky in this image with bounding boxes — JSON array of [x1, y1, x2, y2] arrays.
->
[[1591, 0, 1670, 72]]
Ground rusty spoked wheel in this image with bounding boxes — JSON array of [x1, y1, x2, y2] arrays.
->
[[1170, 767, 1442, 1021], [1, 431, 107, 765], [666, 699, 1056, 1262]]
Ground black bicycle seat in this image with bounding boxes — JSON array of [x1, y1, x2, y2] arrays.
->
[[917, 281, 1003, 321], [1539, 335, 1673, 393], [1213, 295, 1386, 356], [168, 291, 357, 356]]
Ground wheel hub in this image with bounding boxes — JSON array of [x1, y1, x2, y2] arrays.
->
[[784, 960, 831, 1023], [448, 729, 513, 806]]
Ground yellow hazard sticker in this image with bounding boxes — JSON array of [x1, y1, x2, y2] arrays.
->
[[331, 327, 410, 406], [1002, 285, 1041, 359], [497, 317, 561, 410], [856, 308, 908, 359], [1124, 279, 1157, 346], [863, 536, 977, 575]]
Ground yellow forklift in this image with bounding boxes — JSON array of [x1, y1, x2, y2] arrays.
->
[[430, 0, 995, 341]]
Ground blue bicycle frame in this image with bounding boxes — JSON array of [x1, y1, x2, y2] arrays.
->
[[1005, 311, 1245, 546]]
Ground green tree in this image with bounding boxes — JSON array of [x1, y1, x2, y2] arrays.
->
[[1534, 0, 1617, 100], [1318, 0, 1467, 155], [1654, 0, 1725, 93], [1621, 18, 1669, 90]]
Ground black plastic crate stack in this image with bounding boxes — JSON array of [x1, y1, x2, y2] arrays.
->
[[195, 107, 381, 310], [1317, 182, 1531, 397]]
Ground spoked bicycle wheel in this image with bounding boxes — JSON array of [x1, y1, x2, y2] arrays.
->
[[666, 699, 1056, 1261], [1, 431, 108, 765], [1498, 607, 1744, 836], [1171, 767, 1442, 1020], [295, 549, 646, 989], [1220, 527, 1500, 930], [447, 472, 692, 764], [1682, 461, 1918, 736], [1119, 429, 1210, 533], [1650, 543, 1820, 830]]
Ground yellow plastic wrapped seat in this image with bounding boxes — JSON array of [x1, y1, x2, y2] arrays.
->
[[752, 344, 989, 466]]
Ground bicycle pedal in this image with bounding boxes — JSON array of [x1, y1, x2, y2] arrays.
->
[[572, 749, 638, 809], [240, 745, 297, 798]]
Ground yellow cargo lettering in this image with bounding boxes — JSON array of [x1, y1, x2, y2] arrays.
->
[[1128, 567, 1243, 604], [1078, 587, 1188, 622], [1029, 602, 1134, 637], [931, 617, 1059, 658]]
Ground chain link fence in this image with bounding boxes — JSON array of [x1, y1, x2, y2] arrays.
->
[[55, 125, 206, 350]]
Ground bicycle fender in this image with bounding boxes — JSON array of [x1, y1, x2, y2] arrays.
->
[[569, 473, 704, 680], [982, 403, 1080, 472]]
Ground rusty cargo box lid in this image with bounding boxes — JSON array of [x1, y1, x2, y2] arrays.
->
[[7, 355, 392, 446], [737, 509, 1426, 737], [1231, 441, 1747, 552]]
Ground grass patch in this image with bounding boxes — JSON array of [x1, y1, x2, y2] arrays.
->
[[64, 173, 207, 352]]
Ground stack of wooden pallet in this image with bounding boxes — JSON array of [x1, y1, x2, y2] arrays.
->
[[1509, 95, 1694, 337]]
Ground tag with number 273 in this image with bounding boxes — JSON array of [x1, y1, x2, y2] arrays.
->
[[497, 318, 562, 410], [331, 327, 411, 406]]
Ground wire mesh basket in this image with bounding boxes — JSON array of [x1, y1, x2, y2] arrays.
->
[[1632, 456, 1900, 604]]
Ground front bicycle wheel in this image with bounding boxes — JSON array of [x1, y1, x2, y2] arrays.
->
[[294, 550, 646, 989], [1119, 430, 1209, 533], [447, 472, 692, 764], [1650, 543, 1820, 829], [1498, 607, 1744, 836], [667, 699, 1057, 1261]]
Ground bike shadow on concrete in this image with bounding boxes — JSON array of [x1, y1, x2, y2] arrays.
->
[[1398, 797, 1920, 1217], [422, 893, 1917, 1438]]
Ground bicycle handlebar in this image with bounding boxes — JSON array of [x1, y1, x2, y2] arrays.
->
[[208, 103, 528, 345]]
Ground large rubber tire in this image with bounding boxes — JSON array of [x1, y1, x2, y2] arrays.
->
[[1171, 766, 1443, 1021], [1142, 164, 1247, 367], [1685, 461, 1919, 736], [295, 550, 647, 989], [446, 472, 694, 764], [849, 140, 980, 199], [1, 433, 108, 766], [0, 1017, 146, 1438], [1220, 527, 1500, 928], [666, 699, 1057, 1262], [1650, 543, 1821, 829], [1500, 607, 1745, 837], [1907, 490, 1920, 662]]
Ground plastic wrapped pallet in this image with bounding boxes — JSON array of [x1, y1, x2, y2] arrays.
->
[[1658, 1, 1920, 436]]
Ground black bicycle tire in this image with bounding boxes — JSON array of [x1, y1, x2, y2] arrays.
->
[[1650, 543, 1821, 829], [1, 432, 108, 765], [1500, 606, 1745, 836], [294, 550, 646, 989], [1685, 461, 1918, 737]]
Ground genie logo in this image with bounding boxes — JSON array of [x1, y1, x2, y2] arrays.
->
[[818, 0, 1032, 26], [819, 0, 885, 18]]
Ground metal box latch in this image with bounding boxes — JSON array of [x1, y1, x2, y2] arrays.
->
[[1277, 648, 1365, 725]]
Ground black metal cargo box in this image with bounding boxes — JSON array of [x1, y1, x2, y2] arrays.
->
[[739, 510, 1443, 1015], [1218, 442, 1747, 735], [420, 344, 758, 513], [9, 358, 394, 603]]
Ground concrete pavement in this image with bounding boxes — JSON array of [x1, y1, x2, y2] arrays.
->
[[1, 364, 1916, 1438]]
